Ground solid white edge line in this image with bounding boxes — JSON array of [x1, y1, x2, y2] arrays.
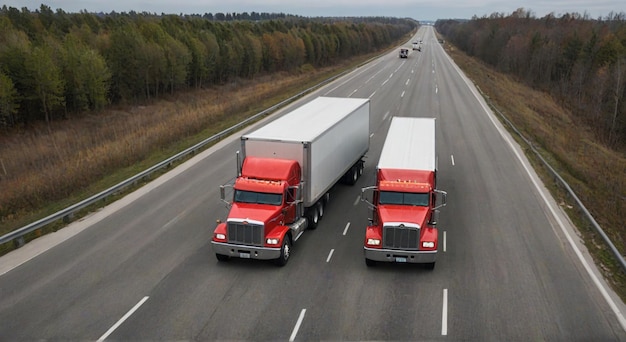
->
[[443, 231, 447, 253], [442, 289, 448, 335], [290, 309, 306, 342], [326, 249, 335, 263], [97, 296, 149, 341], [448, 51, 626, 331]]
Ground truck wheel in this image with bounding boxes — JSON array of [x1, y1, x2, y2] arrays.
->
[[365, 258, 376, 267], [216, 254, 229, 262], [317, 201, 324, 218], [346, 166, 358, 185], [274, 236, 292, 266], [307, 206, 319, 230]]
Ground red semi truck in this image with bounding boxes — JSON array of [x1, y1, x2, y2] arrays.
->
[[212, 96, 370, 266], [361, 117, 447, 269]]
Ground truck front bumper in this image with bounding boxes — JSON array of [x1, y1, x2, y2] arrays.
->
[[212, 241, 281, 260], [364, 247, 436, 264]]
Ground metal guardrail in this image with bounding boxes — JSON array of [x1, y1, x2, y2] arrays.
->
[[480, 90, 626, 273], [0, 68, 355, 249]]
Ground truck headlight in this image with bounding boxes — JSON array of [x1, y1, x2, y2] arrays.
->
[[422, 241, 435, 248], [266, 238, 279, 245], [367, 238, 381, 246], [216, 233, 226, 240]]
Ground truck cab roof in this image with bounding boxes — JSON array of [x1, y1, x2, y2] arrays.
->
[[241, 157, 300, 184]]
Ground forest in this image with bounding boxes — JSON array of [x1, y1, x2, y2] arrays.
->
[[0, 5, 415, 127], [435, 9, 626, 149]]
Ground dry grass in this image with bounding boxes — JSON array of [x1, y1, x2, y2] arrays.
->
[[0, 77, 272, 227], [443, 43, 626, 299]]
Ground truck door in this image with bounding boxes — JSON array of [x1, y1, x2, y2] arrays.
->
[[284, 187, 298, 224]]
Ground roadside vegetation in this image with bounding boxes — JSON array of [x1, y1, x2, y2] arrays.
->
[[0, 6, 415, 254], [435, 9, 626, 300]]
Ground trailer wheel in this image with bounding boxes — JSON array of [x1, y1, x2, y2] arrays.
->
[[346, 166, 358, 185], [216, 254, 230, 262], [307, 206, 319, 230], [274, 236, 292, 266], [317, 201, 324, 218], [365, 258, 376, 267]]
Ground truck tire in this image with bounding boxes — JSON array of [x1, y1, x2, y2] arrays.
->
[[307, 206, 319, 229], [216, 254, 230, 262], [346, 166, 358, 185], [274, 236, 292, 266], [317, 201, 324, 218], [365, 258, 376, 267]]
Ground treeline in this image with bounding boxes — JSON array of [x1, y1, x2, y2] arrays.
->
[[0, 5, 416, 126], [435, 9, 626, 148]]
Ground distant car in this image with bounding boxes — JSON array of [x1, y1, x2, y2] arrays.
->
[[412, 42, 421, 51], [399, 48, 409, 58]]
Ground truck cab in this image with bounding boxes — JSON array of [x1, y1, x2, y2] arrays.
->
[[362, 168, 446, 268], [212, 157, 306, 266]]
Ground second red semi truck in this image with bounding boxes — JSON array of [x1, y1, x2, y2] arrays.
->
[[212, 96, 370, 266], [361, 117, 447, 269]]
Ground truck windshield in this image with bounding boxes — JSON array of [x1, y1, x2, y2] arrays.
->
[[379, 191, 429, 206], [234, 190, 283, 206]]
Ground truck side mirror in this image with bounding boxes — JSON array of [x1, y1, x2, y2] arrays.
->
[[361, 186, 377, 208], [220, 185, 226, 201], [219, 184, 234, 208], [434, 189, 447, 210]]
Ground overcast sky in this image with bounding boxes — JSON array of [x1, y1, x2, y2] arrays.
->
[[4, 0, 625, 21]]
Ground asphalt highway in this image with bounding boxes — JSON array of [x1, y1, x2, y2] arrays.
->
[[1, 25, 624, 341]]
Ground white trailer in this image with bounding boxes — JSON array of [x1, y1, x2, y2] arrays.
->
[[241, 96, 370, 207]]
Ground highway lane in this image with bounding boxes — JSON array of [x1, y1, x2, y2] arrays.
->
[[426, 26, 626, 339], [0, 25, 625, 341]]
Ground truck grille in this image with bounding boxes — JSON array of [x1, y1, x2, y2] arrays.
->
[[227, 221, 264, 246], [383, 225, 420, 250]]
